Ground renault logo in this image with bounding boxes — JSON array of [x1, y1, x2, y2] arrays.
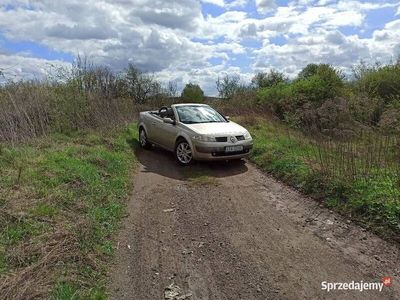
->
[[230, 136, 237, 143]]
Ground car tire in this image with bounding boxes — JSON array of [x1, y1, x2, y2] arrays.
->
[[139, 128, 152, 149], [175, 139, 193, 166]]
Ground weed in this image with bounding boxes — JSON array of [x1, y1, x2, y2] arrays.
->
[[51, 282, 78, 300]]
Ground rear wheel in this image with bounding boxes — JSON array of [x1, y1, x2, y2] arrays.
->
[[139, 128, 152, 149], [175, 139, 193, 166]]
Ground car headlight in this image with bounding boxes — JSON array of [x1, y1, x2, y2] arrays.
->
[[243, 131, 252, 140], [192, 135, 216, 142]]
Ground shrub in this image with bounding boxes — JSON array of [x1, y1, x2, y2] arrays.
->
[[292, 75, 339, 102], [257, 64, 345, 123], [295, 64, 344, 100], [378, 99, 400, 134], [356, 63, 400, 103], [256, 82, 294, 118], [348, 95, 383, 126], [251, 70, 288, 89]]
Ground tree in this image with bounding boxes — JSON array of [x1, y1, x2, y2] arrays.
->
[[251, 70, 287, 89], [294, 63, 345, 102], [124, 64, 160, 104], [167, 80, 178, 97], [216, 74, 243, 100], [181, 83, 204, 102], [298, 64, 344, 83], [297, 64, 320, 79]]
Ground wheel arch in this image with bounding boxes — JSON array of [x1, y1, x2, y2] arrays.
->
[[175, 133, 193, 150], [138, 122, 146, 132]]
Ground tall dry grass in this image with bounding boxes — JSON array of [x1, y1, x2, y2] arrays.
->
[[305, 132, 399, 187], [0, 59, 175, 144]]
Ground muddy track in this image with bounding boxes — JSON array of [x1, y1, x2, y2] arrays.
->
[[108, 147, 400, 300]]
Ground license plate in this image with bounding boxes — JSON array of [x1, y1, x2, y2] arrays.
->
[[225, 145, 243, 153]]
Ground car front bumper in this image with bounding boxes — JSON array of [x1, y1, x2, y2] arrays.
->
[[192, 139, 253, 161]]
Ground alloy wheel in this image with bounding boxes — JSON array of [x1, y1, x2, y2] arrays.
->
[[176, 141, 192, 164]]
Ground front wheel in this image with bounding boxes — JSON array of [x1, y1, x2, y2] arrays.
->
[[139, 128, 152, 149], [175, 139, 193, 166]]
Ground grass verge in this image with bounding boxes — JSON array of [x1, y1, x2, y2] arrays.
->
[[0, 124, 138, 299], [236, 115, 400, 240]]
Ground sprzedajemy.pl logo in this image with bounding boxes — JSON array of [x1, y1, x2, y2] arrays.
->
[[321, 277, 392, 292]]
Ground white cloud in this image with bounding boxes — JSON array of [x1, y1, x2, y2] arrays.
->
[[0, 0, 399, 95], [226, 0, 248, 9], [256, 0, 277, 14], [201, 0, 225, 6], [0, 54, 70, 82]]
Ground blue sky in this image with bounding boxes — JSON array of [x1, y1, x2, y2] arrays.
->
[[0, 0, 399, 94]]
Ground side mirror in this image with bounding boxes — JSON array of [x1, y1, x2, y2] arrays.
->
[[163, 117, 175, 125], [225, 116, 230, 121]]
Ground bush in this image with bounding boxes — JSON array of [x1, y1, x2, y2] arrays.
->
[[357, 63, 400, 103], [295, 64, 344, 99], [181, 83, 204, 102], [256, 82, 294, 118], [292, 75, 340, 102], [251, 70, 288, 89], [348, 95, 383, 126], [257, 64, 345, 124], [379, 99, 400, 134]]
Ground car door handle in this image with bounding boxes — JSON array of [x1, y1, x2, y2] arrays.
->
[[151, 122, 156, 125]]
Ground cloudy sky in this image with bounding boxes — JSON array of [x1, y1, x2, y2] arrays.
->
[[0, 0, 399, 94]]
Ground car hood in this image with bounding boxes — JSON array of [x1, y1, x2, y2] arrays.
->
[[184, 121, 247, 136]]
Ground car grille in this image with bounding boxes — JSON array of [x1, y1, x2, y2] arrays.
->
[[215, 136, 245, 142], [211, 149, 250, 157], [215, 137, 228, 142]]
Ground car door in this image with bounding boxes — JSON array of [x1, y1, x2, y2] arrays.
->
[[145, 113, 160, 143], [155, 109, 178, 151]]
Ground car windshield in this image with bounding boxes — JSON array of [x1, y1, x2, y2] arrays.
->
[[176, 105, 227, 124]]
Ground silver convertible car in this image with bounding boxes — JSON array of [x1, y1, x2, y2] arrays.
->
[[138, 103, 253, 165]]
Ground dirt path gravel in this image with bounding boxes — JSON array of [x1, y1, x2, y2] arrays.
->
[[108, 147, 400, 300]]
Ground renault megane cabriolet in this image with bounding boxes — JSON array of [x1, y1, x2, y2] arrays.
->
[[138, 103, 253, 165]]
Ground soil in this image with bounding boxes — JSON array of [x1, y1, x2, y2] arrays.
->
[[108, 147, 400, 300]]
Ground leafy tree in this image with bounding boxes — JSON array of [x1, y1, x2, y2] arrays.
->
[[297, 64, 320, 79], [298, 64, 344, 84], [258, 64, 345, 112], [251, 70, 287, 89], [181, 83, 204, 102], [295, 64, 344, 101]]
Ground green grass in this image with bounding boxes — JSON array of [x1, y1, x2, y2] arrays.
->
[[239, 116, 400, 238], [0, 124, 138, 299]]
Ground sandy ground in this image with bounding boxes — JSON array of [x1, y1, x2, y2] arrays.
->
[[108, 147, 400, 300]]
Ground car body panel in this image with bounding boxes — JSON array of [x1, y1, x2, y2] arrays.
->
[[183, 122, 247, 136], [138, 104, 253, 161]]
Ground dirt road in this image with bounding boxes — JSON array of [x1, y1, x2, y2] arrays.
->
[[109, 147, 400, 300]]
